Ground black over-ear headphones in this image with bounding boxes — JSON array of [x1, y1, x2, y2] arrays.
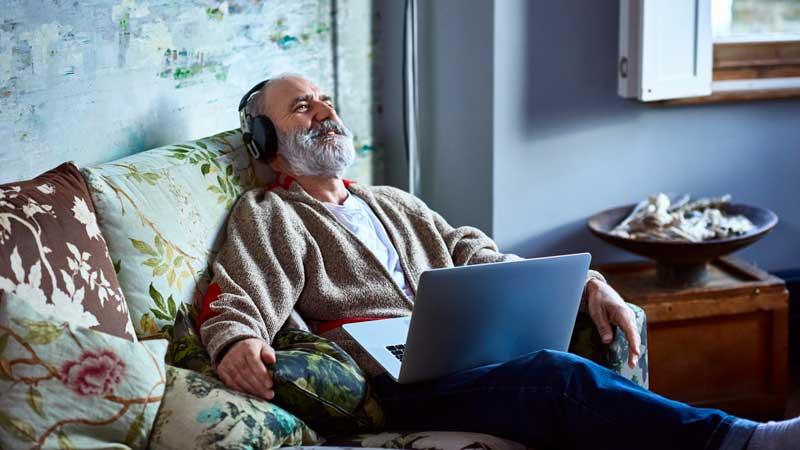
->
[[238, 79, 278, 162]]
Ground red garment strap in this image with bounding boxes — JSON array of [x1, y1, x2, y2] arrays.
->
[[267, 175, 355, 191], [316, 316, 382, 334], [195, 282, 222, 333], [266, 173, 297, 191]]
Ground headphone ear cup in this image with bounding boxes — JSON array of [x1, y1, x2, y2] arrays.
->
[[251, 116, 278, 162], [242, 132, 261, 160]]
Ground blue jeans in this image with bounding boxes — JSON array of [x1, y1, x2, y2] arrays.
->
[[371, 350, 758, 450]]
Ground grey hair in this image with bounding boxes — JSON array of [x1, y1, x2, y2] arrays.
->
[[244, 72, 307, 119]]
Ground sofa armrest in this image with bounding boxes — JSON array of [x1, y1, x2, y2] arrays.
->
[[568, 302, 649, 389]]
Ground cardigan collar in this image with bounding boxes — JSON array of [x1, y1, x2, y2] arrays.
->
[[265, 173, 418, 300], [267, 172, 359, 205]]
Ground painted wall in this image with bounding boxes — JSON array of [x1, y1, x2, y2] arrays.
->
[[401, 0, 800, 272], [0, 0, 379, 184], [491, 0, 800, 272], [415, 0, 495, 234]]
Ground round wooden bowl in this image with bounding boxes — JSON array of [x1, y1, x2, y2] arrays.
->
[[586, 203, 778, 286]]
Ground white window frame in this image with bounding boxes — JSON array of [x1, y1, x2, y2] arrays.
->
[[619, 0, 800, 102]]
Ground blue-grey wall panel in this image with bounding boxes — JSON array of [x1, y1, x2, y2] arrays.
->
[[493, 0, 800, 271]]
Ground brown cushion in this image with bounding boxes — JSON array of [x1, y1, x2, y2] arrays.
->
[[0, 162, 135, 340]]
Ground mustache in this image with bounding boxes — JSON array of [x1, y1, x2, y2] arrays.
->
[[308, 120, 348, 138]]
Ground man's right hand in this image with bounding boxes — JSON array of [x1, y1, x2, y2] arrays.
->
[[217, 337, 276, 400]]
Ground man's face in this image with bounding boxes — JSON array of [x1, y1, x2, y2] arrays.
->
[[260, 76, 355, 177]]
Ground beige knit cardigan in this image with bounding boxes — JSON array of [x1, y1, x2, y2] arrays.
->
[[199, 179, 602, 377]]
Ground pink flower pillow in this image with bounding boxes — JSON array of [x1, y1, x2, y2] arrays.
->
[[0, 291, 167, 449]]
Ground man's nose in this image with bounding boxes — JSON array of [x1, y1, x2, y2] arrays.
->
[[311, 101, 339, 123]]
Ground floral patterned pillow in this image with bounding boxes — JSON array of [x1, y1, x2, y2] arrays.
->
[[0, 162, 135, 340], [81, 130, 262, 339], [165, 317, 385, 437], [0, 290, 167, 449], [148, 365, 320, 450]]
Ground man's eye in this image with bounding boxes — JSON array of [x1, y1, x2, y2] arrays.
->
[[295, 104, 309, 112]]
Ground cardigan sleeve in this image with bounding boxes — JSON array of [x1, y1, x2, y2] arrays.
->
[[199, 192, 306, 365]]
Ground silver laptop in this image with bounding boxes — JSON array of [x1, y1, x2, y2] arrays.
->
[[342, 253, 591, 384]]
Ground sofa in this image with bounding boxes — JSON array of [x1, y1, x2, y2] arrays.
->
[[0, 128, 648, 450]]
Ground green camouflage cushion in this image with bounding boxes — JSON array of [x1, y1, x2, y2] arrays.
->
[[165, 315, 384, 436], [165, 310, 216, 377], [270, 329, 385, 435], [568, 303, 648, 388]]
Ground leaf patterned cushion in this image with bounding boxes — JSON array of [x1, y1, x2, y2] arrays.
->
[[81, 130, 263, 339], [165, 310, 216, 377], [166, 315, 385, 437], [568, 302, 649, 388], [0, 162, 135, 340], [270, 329, 385, 436], [148, 365, 320, 450], [0, 290, 167, 449]]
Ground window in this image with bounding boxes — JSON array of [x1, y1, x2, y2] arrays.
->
[[618, 0, 800, 103], [713, 0, 800, 39]]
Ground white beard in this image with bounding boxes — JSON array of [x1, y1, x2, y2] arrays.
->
[[277, 120, 356, 177]]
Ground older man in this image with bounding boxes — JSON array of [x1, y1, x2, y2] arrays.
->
[[199, 74, 795, 450]]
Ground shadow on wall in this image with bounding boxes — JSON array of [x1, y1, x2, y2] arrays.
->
[[509, 216, 800, 272], [108, 95, 188, 164], [508, 217, 641, 263], [521, 0, 641, 140]]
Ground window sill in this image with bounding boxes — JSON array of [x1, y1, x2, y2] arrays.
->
[[658, 40, 800, 105], [659, 87, 800, 106]]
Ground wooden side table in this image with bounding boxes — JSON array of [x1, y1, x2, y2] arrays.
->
[[598, 256, 789, 420]]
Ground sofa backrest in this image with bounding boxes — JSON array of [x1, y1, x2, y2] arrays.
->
[[82, 129, 267, 339]]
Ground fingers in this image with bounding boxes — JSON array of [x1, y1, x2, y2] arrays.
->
[[260, 344, 276, 393], [244, 350, 274, 400], [261, 343, 277, 365], [617, 307, 642, 369], [216, 338, 275, 401], [588, 295, 614, 344]]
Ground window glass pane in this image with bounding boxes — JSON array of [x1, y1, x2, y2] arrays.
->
[[713, 0, 800, 38]]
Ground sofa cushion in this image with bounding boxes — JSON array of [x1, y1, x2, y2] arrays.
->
[[148, 365, 320, 450], [569, 302, 648, 388], [270, 329, 385, 436], [0, 162, 134, 340], [0, 290, 167, 449], [166, 314, 385, 436], [322, 431, 528, 450], [165, 310, 216, 377], [81, 130, 263, 339]]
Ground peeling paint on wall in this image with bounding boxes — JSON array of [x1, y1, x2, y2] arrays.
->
[[335, 0, 381, 184], [0, 0, 380, 185]]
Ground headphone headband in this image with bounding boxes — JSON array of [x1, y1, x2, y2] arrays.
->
[[238, 79, 269, 113]]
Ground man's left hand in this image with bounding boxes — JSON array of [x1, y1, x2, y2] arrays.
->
[[583, 278, 641, 369]]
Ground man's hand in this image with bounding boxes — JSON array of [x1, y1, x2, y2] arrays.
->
[[584, 278, 642, 369], [217, 338, 276, 400]]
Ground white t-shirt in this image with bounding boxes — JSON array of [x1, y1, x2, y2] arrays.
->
[[323, 192, 414, 298]]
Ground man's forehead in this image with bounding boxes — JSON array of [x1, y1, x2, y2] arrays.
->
[[263, 77, 327, 107]]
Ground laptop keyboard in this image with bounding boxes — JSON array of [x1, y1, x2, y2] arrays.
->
[[386, 344, 405, 361]]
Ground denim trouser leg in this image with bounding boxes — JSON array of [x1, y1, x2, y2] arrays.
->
[[371, 350, 756, 450]]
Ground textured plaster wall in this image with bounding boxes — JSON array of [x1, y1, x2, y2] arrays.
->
[[0, 0, 378, 184]]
